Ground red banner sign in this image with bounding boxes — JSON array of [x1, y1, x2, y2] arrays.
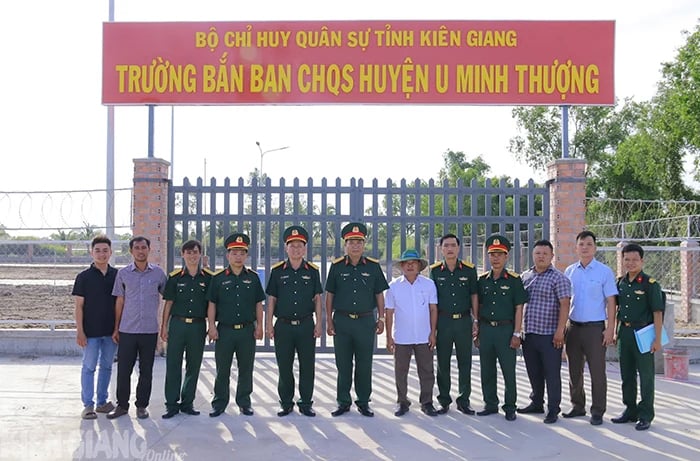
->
[[102, 20, 614, 105]]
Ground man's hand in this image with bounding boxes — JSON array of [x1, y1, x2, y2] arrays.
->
[[327, 319, 335, 336], [76, 331, 87, 348], [208, 328, 218, 342], [386, 337, 395, 354], [254, 325, 263, 340], [428, 332, 436, 351], [375, 320, 385, 335], [160, 325, 168, 343], [603, 328, 615, 347], [265, 323, 274, 340], [313, 323, 322, 338], [553, 328, 565, 349], [111, 330, 119, 344]]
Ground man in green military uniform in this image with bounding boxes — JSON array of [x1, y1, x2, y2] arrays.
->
[[476, 234, 527, 421], [326, 222, 389, 417], [207, 232, 265, 417], [161, 240, 214, 419], [611, 243, 664, 431], [430, 233, 479, 415], [265, 225, 323, 417]]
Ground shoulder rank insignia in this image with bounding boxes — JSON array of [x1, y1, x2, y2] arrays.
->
[[507, 270, 520, 278], [307, 261, 319, 270], [202, 268, 215, 276], [461, 260, 475, 268], [332, 256, 345, 264], [648, 278, 656, 284], [479, 271, 490, 278], [365, 256, 379, 264], [271, 260, 285, 270], [169, 268, 182, 277], [212, 268, 225, 276], [429, 261, 442, 270]]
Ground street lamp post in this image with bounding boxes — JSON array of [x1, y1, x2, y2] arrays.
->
[[255, 141, 290, 265]]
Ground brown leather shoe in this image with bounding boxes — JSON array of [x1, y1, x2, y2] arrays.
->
[[95, 402, 115, 413], [106, 406, 128, 419]]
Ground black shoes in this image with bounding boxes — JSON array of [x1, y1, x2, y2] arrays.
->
[[209, 408, 224, 418], [331, 405, 351, 417], [562, 408, 586, 418], [543, 411, 559, 424], [590, 415, 603, 426], [162, 409, 179, 419], [635, 419, 651, 431], [394, 403, 409, 417], [505, 410, 517, 421], [299, 407, 316, 417], [180, 407, 200, 416], [611, 412, 638, 424], [239, 406, 254, 416], [106, 406, 128, 419], [477, 408, 498, 416], [456, 403, 476, 415], [517, 403, 545, 414], [421, 403, 438, 417], [136, 407, 149, 419], [357, 405, 374, 417], [277, 407, 293, 417]]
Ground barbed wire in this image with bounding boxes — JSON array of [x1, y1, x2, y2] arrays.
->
[[0, 189, 132, 236]]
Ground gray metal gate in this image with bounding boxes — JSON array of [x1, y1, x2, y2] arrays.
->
[[167, 176, 549, 352]]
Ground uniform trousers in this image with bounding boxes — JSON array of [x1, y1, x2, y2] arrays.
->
[[211, 324, 256, 410], [274, 317, 316, 410], [479, 323, 517, 412], [115, 332, 157, 410], [522, 333, 562, 413], [617, 324, 656, 421], [436, 315, 473, 407], [565, 323, 607, 416], [164, 318, 206, 412], [394, 343, 434, 406], [332, 313, 376, 407]]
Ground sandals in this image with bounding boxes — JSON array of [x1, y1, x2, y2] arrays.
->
[[81, 406, 97, 420]]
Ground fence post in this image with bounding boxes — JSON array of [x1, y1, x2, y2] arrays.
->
[[679, 239, 697, 323], [132, 158, 171, 269], [616, 241, 627, 277], [547, 158, 587, 271]]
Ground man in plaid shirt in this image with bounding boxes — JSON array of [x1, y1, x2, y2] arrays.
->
[[518, 239, 571, 424]]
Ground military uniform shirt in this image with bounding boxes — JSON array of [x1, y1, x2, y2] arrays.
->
[[207, 266, 265, 324], [617, 271, 663, 324], [477, 270, 528, 320], [325, 256, 389, 312], [430, 260, 478, 313], [163, 268, 212, 318], [265, 259, 323, 318]]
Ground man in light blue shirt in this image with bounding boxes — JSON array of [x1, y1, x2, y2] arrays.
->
[[562, 231, 617, 426]]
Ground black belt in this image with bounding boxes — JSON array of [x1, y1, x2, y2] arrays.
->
[[336, 311, 374, 320], [439, 311, 470, 320], [228, 321, 253, 330], [277, 313, 313, 325], [569, 320, 605, 327], [621, 321, 651, 328], [172, 316, 206, 324], [480, 319, 513, 327]]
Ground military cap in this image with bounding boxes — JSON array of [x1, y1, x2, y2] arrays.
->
[[224, 232, 250, 251], [485, 234, 511, 254], [283, 225, 308, 244], [341, 222, 367, 241]]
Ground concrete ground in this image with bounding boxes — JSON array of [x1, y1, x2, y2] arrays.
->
[[0, 353, 698, 461]]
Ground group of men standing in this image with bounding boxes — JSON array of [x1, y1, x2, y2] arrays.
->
[[74, 225, 664, 432]]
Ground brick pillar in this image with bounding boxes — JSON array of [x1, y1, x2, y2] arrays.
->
[[616, 241, 627, 277], [132, 158, 170, 269], [547, 158, 587, 271], [679, 239, 697, 323]]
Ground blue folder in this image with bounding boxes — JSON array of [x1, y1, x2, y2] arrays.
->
[[634, 323, 670, 354]]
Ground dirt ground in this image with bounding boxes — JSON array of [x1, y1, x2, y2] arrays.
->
[[1, 265, 699, 334]]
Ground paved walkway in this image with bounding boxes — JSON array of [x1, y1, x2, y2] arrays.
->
[[0, 353, 698, 460]]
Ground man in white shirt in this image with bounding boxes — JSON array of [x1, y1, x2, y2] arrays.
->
[[385, 249, 439, 417]]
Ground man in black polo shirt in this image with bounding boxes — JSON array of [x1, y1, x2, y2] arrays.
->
[[72, 235, 118, 419]]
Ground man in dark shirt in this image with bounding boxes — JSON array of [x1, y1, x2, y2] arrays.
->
[[72, 235, 118, 419], [207, 232, 265, 417], [160, 240, 213, 419], [265, 226, 323, 417]]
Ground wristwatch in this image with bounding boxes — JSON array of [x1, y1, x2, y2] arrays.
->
[[377, 316, 385, 322], [512, 331, 523, 339], [472, 319, 479, 324]]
